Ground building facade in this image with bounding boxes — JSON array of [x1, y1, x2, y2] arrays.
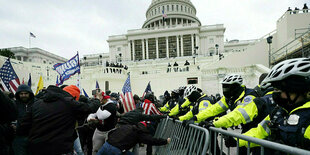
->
[[7, 46, 67, 64]]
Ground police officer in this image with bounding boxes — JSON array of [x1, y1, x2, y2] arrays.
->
[[159, 89, 180, 113], [178, 85, 214, 124], [238, 58, 310, 153], [194, 74, 258, 123], [191, 74, 258, 155], [169, 86, 191, 117]]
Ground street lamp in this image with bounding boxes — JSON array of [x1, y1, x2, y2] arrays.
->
[[119, 53, 122, 62], [267, 36, 273, 68], [215, 44, 220, 60]]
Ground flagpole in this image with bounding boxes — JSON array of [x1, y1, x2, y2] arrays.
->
[[29, 33, 31, 49]]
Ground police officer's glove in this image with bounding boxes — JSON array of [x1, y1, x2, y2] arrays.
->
[[224, 136, 237, 147], [183, 119, 195, 129], [198, 121, 207, 127], [170, 116, 178, 123], [204, 121, 215, 129]]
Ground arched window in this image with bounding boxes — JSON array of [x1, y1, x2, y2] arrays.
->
[[176, 5, 178, 11], [167, 5, 169, 11], [172, 5, 174, 11], [181, 6, 183, 11]]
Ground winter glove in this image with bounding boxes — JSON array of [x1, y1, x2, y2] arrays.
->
[[204, 121, 215, 129], [198, 121, 207, 127], [182, 119, 195, 129], [170, 116, 178, 123], [224, 136, 237, 147]]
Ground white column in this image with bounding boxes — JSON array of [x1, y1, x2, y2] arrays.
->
[[142, 39, 145, 60], [156, 38, 159, 59], [21, 56, 24, 61], [196, 34, 200, 54], [128, 41, 131, 61], [166, 37, 169, 58], [170, 18, 172, 26], [146, 39, 149, 59], [191, 34, 194, 55], [181, 19, 184, 25], [176, 36, 180, 57], [181, 35, 184, 56], [132, 40, 135, 61]]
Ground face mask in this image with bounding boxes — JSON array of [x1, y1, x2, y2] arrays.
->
[[188, 91, 200, 102], [272, 91, 296, 111]]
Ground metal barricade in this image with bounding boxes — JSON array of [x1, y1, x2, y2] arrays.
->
[[209, 127, 310, 155], [154, 118, 210, 155]]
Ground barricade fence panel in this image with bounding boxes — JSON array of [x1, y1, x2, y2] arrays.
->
[[154, 118, 310, 155], [154, 118, 210, 155], [209, 127, 310, 155]]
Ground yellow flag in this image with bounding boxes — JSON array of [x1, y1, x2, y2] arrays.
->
[[35, 76, 44, 95]]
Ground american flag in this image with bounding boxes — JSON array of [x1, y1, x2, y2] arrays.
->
[[162, 9, 167, 18], [142, 81, 152, 98], [120, 74, 136, 113], [0, 59, 20, 93]]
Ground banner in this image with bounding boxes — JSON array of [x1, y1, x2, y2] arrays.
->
[[53, 53, 80, 85]]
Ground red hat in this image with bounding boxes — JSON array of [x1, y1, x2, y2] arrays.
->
[[63, 85, 80, 101], [139, 121, 147, 128], [101, 92, 110, 99]]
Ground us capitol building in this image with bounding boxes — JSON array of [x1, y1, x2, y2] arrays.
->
[[1, 0, 309, 96]]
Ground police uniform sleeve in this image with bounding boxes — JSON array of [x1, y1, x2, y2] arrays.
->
[[213, 95, 258, 128], [195, 96, 228, 123], [168, 103, 179, 116], [304, 125, 310, 140], [239, 115, 271, 148], [160, 102, 170, 112], [179, 110, 194, 121], [180, 98, 190, 108]]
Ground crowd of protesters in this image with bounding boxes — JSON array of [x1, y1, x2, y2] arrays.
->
[[1, 57, 310, 155]]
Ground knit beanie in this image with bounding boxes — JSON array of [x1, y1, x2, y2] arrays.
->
[[63, 85, 80, 101]]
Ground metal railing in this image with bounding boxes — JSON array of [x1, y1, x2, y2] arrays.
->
[[154, 118, 210, 155], [271, 29, 310, 65], [209, 127, 310, 155], [154, 118, 310, 155]]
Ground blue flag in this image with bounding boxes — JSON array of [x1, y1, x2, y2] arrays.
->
[[27, 73, 31, 87], [96, 80, 100, 89], [53, 53, 80, 85], [142, 81, 152, 98], [83, 88, 89, 97], [56, 75, 60, 87]]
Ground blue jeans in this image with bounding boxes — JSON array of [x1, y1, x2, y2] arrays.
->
[[74, 137, 84, 155], [97, 142, 133, 155]]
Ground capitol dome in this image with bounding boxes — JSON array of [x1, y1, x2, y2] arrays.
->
[[143, 0, 201, 28]]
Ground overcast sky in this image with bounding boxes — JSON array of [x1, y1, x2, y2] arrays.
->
[[0, 0, 308, 59]]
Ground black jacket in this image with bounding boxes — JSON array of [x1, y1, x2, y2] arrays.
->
[[14, 84, 35, 128], [0, 90, 17, 154], [118, 108, 166, 125], [107, 124, 167, 151], [16, 85, 93, 155]]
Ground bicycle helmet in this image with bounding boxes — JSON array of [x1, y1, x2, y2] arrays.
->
[[183, 85, 198, 98], [221, 74, 243, 85], [263, 58, 310, 83]]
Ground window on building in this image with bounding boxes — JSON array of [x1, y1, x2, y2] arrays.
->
[[172, 5, 174, 11], [117, 47, 121, 51], [181, 6, 183, 11], [209, 38, 214, 43], [155, 8, 156, 14], [184, 6, 186, 12], [167, 5, 169, 11], [187, 77, 198, 84], [176, 5, 178, 11]]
